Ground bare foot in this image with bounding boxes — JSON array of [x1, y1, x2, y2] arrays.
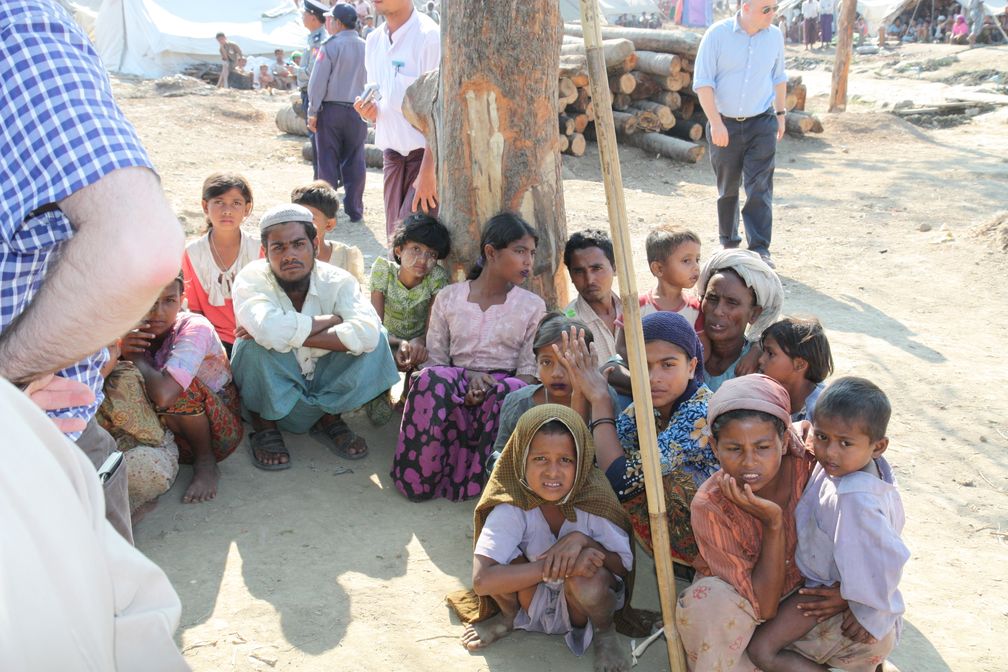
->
[[593, 628, 630, 672], [131, 497, 160, 526], [183, 458, 220, 503], [460, 614, 513, 651]]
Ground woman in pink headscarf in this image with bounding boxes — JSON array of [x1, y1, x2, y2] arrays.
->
[[949, 14, 970, 43]]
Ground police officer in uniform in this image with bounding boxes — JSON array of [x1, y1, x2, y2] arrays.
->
[[307, 4, 367, 222], [299, 0, 330, 179]]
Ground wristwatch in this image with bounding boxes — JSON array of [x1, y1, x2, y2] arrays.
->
[[775, 110, 786, 116]]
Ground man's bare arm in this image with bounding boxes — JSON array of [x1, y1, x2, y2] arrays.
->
[[0, 167, 184, 384]]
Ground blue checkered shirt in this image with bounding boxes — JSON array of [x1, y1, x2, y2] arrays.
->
[[1, 0, 153, 438]]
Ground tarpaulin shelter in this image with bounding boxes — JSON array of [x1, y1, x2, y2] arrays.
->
[[90, 0, 308, 78]]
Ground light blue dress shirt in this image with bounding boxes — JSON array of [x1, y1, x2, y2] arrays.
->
[[693, 14, 787, 118]]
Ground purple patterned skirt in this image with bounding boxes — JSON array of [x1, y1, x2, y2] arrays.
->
[[390, 366, 525, 502]]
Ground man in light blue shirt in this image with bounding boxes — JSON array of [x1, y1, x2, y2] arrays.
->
[[694, 0, 787, 267]]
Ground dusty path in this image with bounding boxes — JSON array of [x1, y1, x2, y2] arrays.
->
[[119, 42, 1008, 671]]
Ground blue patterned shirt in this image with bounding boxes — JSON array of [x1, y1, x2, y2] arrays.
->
[[1, 0, 153, 437]]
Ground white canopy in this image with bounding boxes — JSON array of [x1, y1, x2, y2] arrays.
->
[[94, 0, 308, 78], [560, 0, 664, 22]]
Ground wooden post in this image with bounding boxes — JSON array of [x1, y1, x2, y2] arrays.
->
[[403, 1, 569, 306], [577, 1, 688, 671], [829, 0, 858, 111]]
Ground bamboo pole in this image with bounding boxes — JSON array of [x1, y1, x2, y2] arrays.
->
[[829, 0, 858, 111], [577, 1, 688, 671]]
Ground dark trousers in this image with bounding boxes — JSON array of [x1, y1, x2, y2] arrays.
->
[[317, 102, 367, 221], [708, 112, 777, 255], [381, 147, 426, 242], [301, 89, 318, 179], [77, 418, 133, 545]]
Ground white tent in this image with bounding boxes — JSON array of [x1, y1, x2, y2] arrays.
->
[[95, 0, 308, 78], [559, 0, 664, 22]]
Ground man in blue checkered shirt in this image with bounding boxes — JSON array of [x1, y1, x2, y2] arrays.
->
[[0, 0, 184, 542]]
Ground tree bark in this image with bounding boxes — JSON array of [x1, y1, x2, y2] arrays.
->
[[830, 0, 858, 111], [406, 1, 568, 305], [634, 50, 682, 76], [668, 117, 704, 141], [650, 90, 682, 110], [616, 129, 705, 163], [631, 100, 675, 130], [612, 111, 640, 135], [609, 72, 637, 95], [564, 24, 702, 58]]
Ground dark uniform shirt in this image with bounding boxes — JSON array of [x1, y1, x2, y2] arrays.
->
[[306, 30, 366, 117], [297, 25, 328, 89]]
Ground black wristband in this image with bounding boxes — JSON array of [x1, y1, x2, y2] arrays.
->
[[775, 110, 786, 116], [589, 417, 617, 431]]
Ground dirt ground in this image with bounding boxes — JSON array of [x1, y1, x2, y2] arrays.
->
[[114, 40, 1008, 672]]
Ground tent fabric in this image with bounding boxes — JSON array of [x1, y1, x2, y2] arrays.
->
[[560, 0, 664, 22], [778, 0, 1006, 34], [95, 0, 308, 78]]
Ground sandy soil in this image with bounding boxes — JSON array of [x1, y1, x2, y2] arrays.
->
[[116, 41, 1008, 672]]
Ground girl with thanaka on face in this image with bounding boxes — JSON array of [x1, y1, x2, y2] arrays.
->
[[118, 274, 242, 506], [370, 213, 451, 374], [390, 213, 546, 502], [181, 173, 260, 357], [461, 405, 633, 672], [554, 313, 715, 566], [696, 249, 783, 391], [758, 317, 834, 422]]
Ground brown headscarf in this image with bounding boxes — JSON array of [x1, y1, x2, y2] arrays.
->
[[448, 404, 630, 622], [706, 374, 805, 456]]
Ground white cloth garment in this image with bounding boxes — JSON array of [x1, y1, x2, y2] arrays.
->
[[0, 378, 187, 671], [185, 230, 261, 307]]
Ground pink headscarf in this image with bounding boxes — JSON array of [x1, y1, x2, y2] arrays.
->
[[706, 374, 805, 456]]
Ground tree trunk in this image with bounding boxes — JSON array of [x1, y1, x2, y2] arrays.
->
[[611, 93, 633, 111], [609, 72, 637, 95], [830, 0, 858, 111], [276, 106, 308, 136], [406, 1, 568, 305], [634, 50, 682, 76], [563, 132, 586, 157], [668, 117, 704, 141], [558, 77, 579, 108], [650, 90, 682, 110], [564, 24, 702, 58], [631, 100, 675, 130], [560, 38, 635, 70], [612, 111, 640, 135], [616, 129, 705, 163]]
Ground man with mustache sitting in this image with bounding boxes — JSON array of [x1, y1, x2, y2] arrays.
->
[[231, 204, 398, 469]]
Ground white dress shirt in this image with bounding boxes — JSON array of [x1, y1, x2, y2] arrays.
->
[[364, 8, 440, 155], [232, 259, 382, 379]]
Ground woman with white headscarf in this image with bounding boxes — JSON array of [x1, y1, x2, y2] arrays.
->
[[696, 249, 784, 392]]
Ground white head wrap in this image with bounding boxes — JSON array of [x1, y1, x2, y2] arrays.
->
[[696, 249, 783, 342]]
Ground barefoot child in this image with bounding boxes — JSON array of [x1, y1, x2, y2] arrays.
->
[[461, 404, 633, 671], [639, 226, 703, 330], [390, 213, 546, 502], [370, 213, 451, 375], [758, 317, 834, 422], [291, 180, 365, 284], [182, 173, 260, 356], [746, 377, 908, 671], [120, 274, 242, 504]]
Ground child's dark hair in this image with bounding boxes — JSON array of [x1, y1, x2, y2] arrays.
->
[[563, 229, 615, 269], [468, 213, 538, 280], [291, 180, 339, 220], [761, 317, 834, 383], [216, 31, 226, 39], [169, 271, 184, 294], [646, 226, 700, 265], [535, 419, 576, 440], [391, 213, 452, 264], [533, 312, 595, 353], [202, 172, 253, 230], [813, 377, 891, 441], [710, 409, 786, 441]]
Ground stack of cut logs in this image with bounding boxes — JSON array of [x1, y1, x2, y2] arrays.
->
[[556, 24, 822, 163]]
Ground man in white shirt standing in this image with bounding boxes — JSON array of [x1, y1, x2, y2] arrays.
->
[[230, 205, 398, 469], [353, 0, 440, 243], [818, 0, 835, 46], [802, 0, 820, 49]]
